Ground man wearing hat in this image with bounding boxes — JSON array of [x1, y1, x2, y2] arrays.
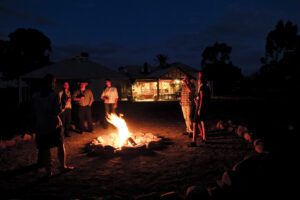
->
[[72, 81, 94, 133]]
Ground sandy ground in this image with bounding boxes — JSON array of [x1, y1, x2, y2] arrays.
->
[[0, 100, 295, 199]]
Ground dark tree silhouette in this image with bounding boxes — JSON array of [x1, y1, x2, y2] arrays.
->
[[265, 20, 298, 64], [0, 28, 52, 79], [254, 20, 300, 97], [156, 54, 168, 68], [201, 42, 243, 95], [201, 42, 231, 66]]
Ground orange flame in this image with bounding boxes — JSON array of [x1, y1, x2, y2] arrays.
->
[[106, 113, 131, 148]]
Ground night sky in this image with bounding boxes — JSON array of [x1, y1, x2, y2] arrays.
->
[[1, 0, 300, 75]]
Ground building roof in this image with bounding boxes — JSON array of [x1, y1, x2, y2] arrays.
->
[[119, 62, 199, 80], [119, 65, 159, 79], [21, 56, 124, 79], [147, 62, 199, 79]]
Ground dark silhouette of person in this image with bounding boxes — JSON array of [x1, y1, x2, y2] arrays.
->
[[189, 72, 211, 147], [32, 74, 74, 177]]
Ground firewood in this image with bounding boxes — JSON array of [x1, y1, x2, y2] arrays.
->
[[127, 137, 137, 146]]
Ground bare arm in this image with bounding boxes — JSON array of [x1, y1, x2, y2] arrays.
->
[[183, 80, 192, 92], [197, 90, 203, 115]]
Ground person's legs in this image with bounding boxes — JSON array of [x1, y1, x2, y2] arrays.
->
[[186, 105, 193, 133], [86, 106, 93, 131], [77, 106, 84, 133], [201, 121, 206, 141], [104, 103, 110, 128], [110, 103, 116, 114], [64, 109, 71, 136], [57, 144, 66, 169], [181, 106, 190, 133], [198, 123, 203, 137], [57, 144, 74, 171], [192, 122, 197, 144], [40, 148, 51, 176]]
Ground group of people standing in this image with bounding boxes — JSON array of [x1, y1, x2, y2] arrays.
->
[[58, 78, 119, 135], [31, 74, 119, 177], [180, 71, 211, 147]]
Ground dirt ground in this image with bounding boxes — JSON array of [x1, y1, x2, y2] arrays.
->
[[0, 100, 297, 199]]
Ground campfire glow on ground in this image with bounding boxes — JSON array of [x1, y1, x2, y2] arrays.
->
[[88, 113, 164, 154]]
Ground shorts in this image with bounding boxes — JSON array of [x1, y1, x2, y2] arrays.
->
[[193, 108, 208, 123]]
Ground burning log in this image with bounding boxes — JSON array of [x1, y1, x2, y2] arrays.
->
[[126, 137, 137, 146]]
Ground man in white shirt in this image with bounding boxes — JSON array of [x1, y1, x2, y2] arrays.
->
[[101, 79, 118, 128]]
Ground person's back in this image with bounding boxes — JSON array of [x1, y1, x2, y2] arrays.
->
[[32, 91, 61, 135], [31, 74, 74, 177], [200, 84, 211, 111]]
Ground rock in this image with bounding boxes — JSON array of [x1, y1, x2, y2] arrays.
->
[[160, 191, 182, 200], [255, 143, 264, 154], [104, 145, 115, 154], [216, 121, 224, 130], [93, 144, 104, 154], [243, 132, 252, 142], [13, 135, 23, 144], [5, 139, 16, 147], [185, 185, 210, 200], [253, 139, 263, 147], [235, 126, 249, 137], [119, 144, 146, 155], [23, 134, 32, 141], [147, 138, 163, 150], [0, 141, 6, 150], [71, 124, 76, 130], [220, 171, 233, 187], [253, 139, 266, 153], [207, 186, 223, 199], [227, 126, 234, 133]]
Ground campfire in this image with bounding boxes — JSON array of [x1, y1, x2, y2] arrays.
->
[[87, 113, 165, 155]]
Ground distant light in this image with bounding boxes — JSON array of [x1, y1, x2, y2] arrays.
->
[[174, 79, 180, 84]]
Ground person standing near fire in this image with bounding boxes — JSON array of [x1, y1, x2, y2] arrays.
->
[[72, 81, 94, 133], [189, 72, 211, 147], [101, 79, 119, 129], [59, 81, 72, 137], [180, 74, 195, 137], [32, 74, 74, 177]]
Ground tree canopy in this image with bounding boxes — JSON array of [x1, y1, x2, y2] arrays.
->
[[265, 20, 298, 64], [255, 20, 300, 96], [156, 54, 168, 68], [201, 42, 243, 95], [0, 28, 52, 80]]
